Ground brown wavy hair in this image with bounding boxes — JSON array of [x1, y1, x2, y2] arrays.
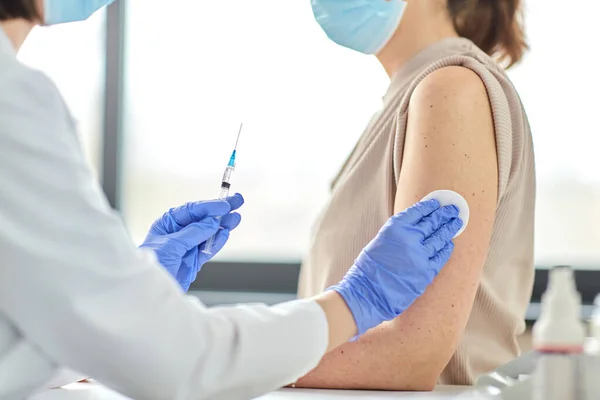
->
[[447, 0, 528, 68]]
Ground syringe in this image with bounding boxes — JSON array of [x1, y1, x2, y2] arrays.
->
[[202, 123, 243, 255]]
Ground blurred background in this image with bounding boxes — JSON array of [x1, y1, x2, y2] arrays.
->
[[17, 0, 600, 317]]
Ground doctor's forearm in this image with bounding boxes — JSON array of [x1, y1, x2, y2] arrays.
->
[[313, 291, 357, 352]]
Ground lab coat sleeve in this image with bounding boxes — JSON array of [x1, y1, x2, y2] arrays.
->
[[42, 368, 88, 389], [0, 65, 328, 399]]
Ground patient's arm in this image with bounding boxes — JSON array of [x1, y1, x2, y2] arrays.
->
[[294, 66, 499, 390]]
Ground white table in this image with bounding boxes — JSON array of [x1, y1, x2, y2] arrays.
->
[[31, 382, 482, 400]]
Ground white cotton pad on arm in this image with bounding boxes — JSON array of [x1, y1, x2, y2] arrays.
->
[[421, 190, 469, 238]]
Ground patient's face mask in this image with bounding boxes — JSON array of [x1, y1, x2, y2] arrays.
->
[[311, 0, 407, 55], [44, 0, 116, 25]]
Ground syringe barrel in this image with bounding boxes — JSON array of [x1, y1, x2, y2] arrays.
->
[[202, 233, 218, 255], [217, 186, 230, 200], [202, 182, 231, 255], [221, 166, 234, 185]]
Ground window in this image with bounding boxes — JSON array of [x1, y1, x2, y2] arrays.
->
[[121, 0, 600, 270], [507, 0, 600, 269], [120, 0, 389, 260], [18, 12, 106, 176]]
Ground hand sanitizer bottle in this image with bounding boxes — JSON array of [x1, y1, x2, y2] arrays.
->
[[532, 266, 585, 400]]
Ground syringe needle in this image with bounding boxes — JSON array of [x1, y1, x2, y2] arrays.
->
[[234, 123, 243, 150], [203, 123, 244, 255]]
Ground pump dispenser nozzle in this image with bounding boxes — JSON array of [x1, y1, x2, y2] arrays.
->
[[533, 266, 585, 352]]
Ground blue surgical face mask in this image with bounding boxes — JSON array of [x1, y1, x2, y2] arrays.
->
[[311, 0, 407, 55], [44, 0, 117, 25]]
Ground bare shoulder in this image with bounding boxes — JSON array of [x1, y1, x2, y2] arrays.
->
[[404, 65, 495, 154], [398, 63, 498, 209], [412, 66, 489, 107]]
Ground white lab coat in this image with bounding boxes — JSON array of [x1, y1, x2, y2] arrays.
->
[[0, 27, 328, 400]]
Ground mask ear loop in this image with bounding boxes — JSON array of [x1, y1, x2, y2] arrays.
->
[[372, 0, 408, 55]]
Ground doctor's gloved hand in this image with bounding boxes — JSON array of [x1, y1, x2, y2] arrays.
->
[[329, 199, 462, 338], [139, 193, 244, 291]]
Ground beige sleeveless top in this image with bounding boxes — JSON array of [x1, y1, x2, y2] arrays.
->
[[297, 37, 536, 385]]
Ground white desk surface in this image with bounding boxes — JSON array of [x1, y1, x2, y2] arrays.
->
[[31, 382, 482, 400]]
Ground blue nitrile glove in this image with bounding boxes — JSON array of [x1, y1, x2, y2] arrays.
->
[[329, 199, 463, 337], [139, 193, 244, 291]]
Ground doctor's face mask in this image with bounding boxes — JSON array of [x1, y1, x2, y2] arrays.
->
[[311, 0, 407, 55], [43, 0, 116, 25]]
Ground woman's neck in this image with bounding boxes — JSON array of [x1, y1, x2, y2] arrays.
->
[[1, 19, 35, 52], [376, 2, 458, 77]]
